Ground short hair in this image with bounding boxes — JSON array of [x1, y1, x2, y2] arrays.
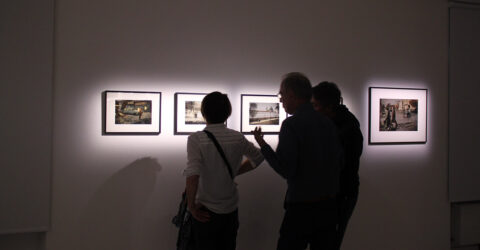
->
[[312, 81, 342, 107], [281, 72, 312, 101], [201, 91, 232, 124]]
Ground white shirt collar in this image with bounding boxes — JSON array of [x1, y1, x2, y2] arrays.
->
[[205, 123, 227, 130]]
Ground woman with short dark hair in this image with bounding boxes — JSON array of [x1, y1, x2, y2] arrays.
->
[[183, 91, 264, 250]]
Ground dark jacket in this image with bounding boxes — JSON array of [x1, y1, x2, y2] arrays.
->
[[261, 103, 343, 202], [332, 105, 363, 196]]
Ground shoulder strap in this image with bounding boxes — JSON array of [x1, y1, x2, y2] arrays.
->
[[203, 130, 234, 180]]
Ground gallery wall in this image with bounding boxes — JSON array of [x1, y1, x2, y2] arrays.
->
[[47, 0, 449, 249], [0, 0, 53, 235]]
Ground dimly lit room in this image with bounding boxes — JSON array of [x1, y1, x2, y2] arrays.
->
[[1, 0, 479, 249]]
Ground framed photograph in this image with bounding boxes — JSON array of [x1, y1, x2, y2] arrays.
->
[[103, 91, 161, 135], [369, 87, 427, 144], [241, 94, 287, 134], [174, 93, 207, 135]]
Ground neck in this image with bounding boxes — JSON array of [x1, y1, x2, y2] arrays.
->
[[291, 100, 309, 114], [206, 122, 224, 125]]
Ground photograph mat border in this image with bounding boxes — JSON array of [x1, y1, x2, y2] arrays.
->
[[369, 87, 427, 144]]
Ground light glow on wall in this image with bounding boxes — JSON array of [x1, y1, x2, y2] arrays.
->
[[78, 77, 282, 163], [362, 80, 433, 163], [75, 76, 433, 169]]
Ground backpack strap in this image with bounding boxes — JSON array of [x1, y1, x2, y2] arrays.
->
[[203, 130, 234, 180]]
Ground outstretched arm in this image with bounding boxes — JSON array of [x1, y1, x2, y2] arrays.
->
[[252, 124, 298, 179]]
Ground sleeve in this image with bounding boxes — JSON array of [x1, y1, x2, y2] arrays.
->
[[261, 121, 298, 179], [183, 135, 203, 177], [241, 136, 264, 168]]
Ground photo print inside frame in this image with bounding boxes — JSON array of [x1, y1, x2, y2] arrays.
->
[[379, 99, 418, 131], [115, 100, 152, 124], [249, 102, 280, 125]]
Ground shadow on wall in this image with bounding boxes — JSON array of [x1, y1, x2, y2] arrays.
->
[[75, 157, 162, 250]]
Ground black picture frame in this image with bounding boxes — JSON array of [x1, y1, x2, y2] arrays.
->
[[240, 94, 287, 134], [103, 90, 161, 135], [174, 92, 208, 135], [368, 87, 428, 144]]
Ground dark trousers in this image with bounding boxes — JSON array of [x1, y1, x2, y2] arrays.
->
[[192, 208, 239, 250], [277, 199, 337, 250], [335, 192, 358, 250]]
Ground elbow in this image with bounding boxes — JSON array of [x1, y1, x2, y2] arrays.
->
[[272, 167, 290, 179]]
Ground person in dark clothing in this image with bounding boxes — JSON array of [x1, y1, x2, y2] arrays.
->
[[253, 73, 343, 250], [312, 82, 363, 250]]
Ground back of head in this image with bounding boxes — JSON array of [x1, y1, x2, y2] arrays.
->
[[312, 81, 342, 107], [281, 72, 312, 101], [201, 91, 232, 124]]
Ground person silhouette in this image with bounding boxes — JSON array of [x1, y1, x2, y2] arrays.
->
[[312, 81, 363, 250], [253, 73, 343, 250]]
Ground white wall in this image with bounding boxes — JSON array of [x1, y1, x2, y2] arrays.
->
[[47, 0, 449, 249]]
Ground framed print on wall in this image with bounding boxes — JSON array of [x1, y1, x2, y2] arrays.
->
[[103, 91, 161, 135], [174, 93, 207, 135], [241, 94, 288, 134], [369, 87, 427, 144]]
